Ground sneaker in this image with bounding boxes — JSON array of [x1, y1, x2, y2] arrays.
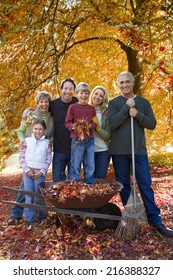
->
[[25, 221, 38, 230], [8, 217, 21, 226]]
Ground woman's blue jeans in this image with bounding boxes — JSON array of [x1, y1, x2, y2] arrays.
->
[[69, 138, 95, 184], [23, 172, 47, 222], [11, 179, 25, 219], [112, 154, 162, 226], [94, 150, 110, 179]]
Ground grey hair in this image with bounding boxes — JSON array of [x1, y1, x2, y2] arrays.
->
[[117, 71, 135, 86], [35, 91, 52, 104]]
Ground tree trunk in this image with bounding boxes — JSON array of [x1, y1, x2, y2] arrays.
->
[[117, 40, 144, 96]]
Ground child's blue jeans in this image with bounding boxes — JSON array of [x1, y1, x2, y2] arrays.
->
[[69, 138, 95, 184], [23, 172, 47, 222]]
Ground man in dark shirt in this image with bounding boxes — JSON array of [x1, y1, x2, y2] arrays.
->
[[108, 71, 173, 237], [50, 78, 78, 181]]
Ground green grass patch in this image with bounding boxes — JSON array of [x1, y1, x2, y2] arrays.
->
[[149, 153, 173, 167]]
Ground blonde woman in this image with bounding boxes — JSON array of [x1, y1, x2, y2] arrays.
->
[[90, 86, 111, 179]]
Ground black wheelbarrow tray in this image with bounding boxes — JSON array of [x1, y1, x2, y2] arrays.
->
[[2, 179, 123, 230]]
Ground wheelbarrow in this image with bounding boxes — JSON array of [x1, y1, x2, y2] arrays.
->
[[2, 180, 123, 231]]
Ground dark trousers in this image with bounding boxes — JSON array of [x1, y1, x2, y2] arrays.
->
[[112, 154, 162, 226]]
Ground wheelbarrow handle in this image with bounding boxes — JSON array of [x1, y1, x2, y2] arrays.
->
[[2, 186, 43, 198], [2, 200, 122, 221]]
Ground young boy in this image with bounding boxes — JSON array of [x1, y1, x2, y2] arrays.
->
[[65, 82, 96, 184], [19, 119, 52, 228]]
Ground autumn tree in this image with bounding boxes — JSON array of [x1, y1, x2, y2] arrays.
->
[[0, 0, 173, 169]]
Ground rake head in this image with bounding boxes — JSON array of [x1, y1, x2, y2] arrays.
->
[[115, 189, 147, 240]]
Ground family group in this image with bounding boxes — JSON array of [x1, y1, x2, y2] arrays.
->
[[8, 71, 173, 237]]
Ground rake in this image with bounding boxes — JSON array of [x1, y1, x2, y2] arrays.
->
[[115, 117, 147, 240]]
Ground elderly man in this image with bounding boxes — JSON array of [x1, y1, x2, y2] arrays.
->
[[108, 71, 173, 237]]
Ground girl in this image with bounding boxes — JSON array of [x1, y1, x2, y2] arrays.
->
[[89, 86, 111, 179], [8, 91, 54, 226], [19, 119, 52, 228]]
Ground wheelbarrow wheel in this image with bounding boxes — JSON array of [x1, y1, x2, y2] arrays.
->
[[93, 203, 122, 231]]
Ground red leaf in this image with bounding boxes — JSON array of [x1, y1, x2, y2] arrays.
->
[[159, 46, 165, 51], [9, 15, 15, 22]]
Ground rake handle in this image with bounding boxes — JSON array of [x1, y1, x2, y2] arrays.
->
[[131, 116, 137, 208]]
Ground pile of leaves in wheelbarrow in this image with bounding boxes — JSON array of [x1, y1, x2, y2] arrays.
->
[[42, 179, 121, 204], [0, 164, 173, 260]]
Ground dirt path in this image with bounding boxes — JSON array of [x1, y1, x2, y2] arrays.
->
[[1, 152, 22, 175], [1, 152, 52, 176]]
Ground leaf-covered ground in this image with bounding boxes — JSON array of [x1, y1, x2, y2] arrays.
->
[[0, 161, 173, 260]]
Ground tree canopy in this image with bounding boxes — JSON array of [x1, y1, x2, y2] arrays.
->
[[0, 0, 173, 168]]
